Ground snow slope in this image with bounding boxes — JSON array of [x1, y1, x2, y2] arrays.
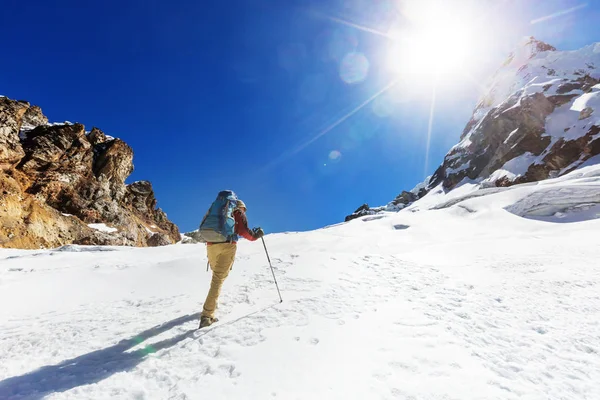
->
[[1, 166, 600, 400]]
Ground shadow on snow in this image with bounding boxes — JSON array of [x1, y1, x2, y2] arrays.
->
[[0, 313, 200, 399]]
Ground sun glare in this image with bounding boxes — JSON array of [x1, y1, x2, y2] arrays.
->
[[387, 0, 477, 79]]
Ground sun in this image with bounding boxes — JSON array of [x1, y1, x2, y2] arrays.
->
[[386, 0, 477, 79]]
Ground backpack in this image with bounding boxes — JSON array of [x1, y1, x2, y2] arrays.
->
[[197, 190, 239, 243]]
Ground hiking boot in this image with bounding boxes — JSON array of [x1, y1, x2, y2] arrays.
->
[[199, 316, 218, 329]]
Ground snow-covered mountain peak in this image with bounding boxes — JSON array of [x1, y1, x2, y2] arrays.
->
[[476, 37, 596, 113], [443, 40, 600, 190], [508, 36, 557, 66], [347, 39, 600, 222]]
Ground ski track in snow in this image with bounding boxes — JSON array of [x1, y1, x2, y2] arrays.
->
[[1, 168, 600, 399]]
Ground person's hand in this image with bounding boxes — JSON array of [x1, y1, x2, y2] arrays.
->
[[253, 227, 264, 238]]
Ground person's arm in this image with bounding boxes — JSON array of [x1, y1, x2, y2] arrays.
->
[[234, 210, 259, 241]]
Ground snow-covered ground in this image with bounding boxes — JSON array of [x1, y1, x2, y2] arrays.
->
[[1, 166, 600, 400]]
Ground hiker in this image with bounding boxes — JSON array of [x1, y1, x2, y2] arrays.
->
[[200, 197, 264, 328]]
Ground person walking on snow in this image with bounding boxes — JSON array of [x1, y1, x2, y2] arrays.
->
[[200, 200, 264, 328]]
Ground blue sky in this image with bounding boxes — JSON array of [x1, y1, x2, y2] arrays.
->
[[1, 0, 599, 233]]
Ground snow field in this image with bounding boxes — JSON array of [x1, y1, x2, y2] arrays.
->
[[1, 165, 600, 399]]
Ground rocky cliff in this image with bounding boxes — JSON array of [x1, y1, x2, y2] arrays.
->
[[0, 96, 180, 248], [346, 38, 600, 221]]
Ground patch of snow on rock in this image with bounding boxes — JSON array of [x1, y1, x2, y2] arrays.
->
[[88, 223, 118, 233]]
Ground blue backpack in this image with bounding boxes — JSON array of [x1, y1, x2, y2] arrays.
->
[[197, 190, 239, 243]]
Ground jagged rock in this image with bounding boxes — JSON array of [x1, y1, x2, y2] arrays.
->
[[547, 94, 579, 107], [556, 82, 581, 94], [147, 232, 172, 247], [522, 125, 600, 183], [391, 191, 417, 206], [344, 184, 428, 221], [123, 182, 179, 243], [22, 105, 48, 129], [0, 97, 28, 168], [354, 203, 369, 213], [429, 91, 556, 189], [0, 95, 180, 249], [93, 139, 133, 201], [152, 208, 180, 243], [19, 123, 93, 174], [580, 107, 594, 120], [345, 204, 373, 222], [415, 187, 428, 198], [182, 230, 203, 244], [127, 180, 156, 214], [88, 127, 107, 145], [525, 36, 557, 54]]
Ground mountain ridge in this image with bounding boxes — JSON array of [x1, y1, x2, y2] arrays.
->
[[346, 37, 600, 221]]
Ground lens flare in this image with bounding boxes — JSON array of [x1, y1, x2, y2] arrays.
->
[[531, 3, 587, 24], [329, 150, 342, 161], [424, 83, 437, 178], [259, 80, 397, 172], [340, 52, 370, 84]]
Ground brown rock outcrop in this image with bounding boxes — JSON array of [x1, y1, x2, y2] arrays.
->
[[0, 96, 180, 249]]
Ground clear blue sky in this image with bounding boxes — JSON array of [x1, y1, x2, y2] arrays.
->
[[1, 0, 598, 233]]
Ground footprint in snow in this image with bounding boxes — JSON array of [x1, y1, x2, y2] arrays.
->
[[363, 215, 385, 222], [393, 224, 410, 230], [219, 364, 240, 378]]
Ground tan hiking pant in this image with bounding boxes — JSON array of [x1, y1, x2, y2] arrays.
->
[[202, 243, 237, 318]]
